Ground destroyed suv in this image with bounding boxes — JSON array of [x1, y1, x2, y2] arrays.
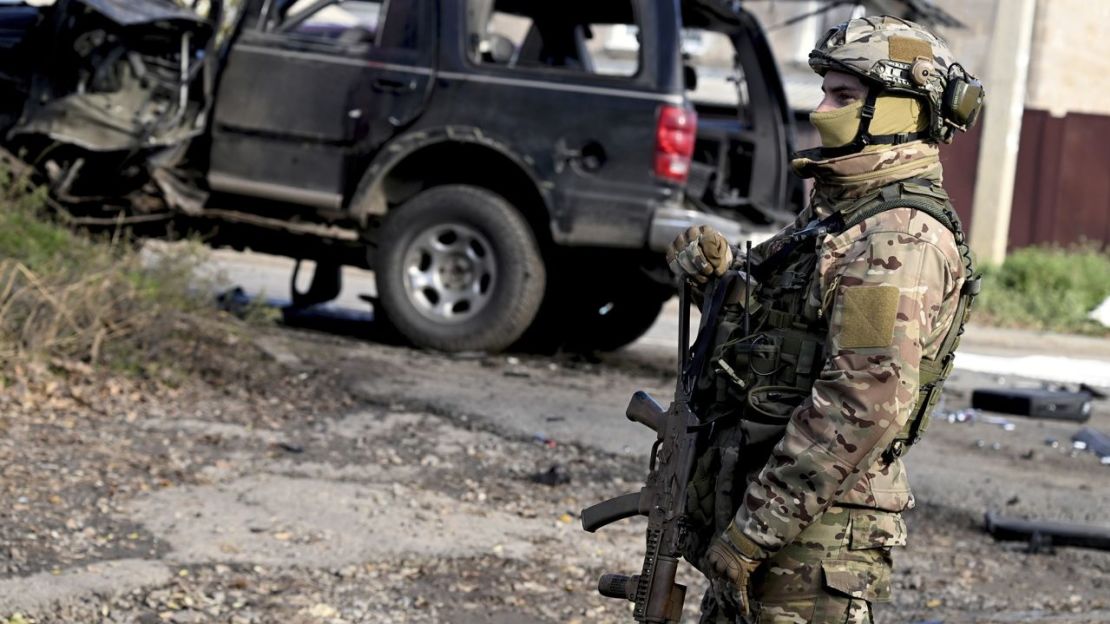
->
[[0, 0, 798, 352]]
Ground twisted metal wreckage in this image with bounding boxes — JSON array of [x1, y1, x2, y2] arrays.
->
[[0, 0, 227, 213]]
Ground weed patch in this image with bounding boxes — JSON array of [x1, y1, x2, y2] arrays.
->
[[0, 157, 241, 370], [974, 245, 1110, 335]]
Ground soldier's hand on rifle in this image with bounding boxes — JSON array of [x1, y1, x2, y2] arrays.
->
[[705, 527, 767, 617], [666, 225, 733, 283]]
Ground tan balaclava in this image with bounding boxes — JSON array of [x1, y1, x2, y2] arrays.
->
[[809, 94, 928, 149], [793, 93, 942, 201]]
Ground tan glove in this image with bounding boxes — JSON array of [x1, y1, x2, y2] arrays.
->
[[705, 526, 767, 618], [666, 225, 733, 283]]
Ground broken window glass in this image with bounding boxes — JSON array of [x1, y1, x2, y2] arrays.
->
[[468, 1, 640, 78], [279, 0, 384, 46]]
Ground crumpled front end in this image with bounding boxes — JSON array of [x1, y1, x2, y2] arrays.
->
[[13, 0, 215, 152], [4, 0, 224, 213]]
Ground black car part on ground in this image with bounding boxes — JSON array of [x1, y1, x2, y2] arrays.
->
[[1073, 427, 1110, 461], [985, 512, 1110, 553], [971, 387, 1093, 423]]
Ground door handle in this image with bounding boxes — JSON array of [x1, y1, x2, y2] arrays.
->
[[371, 77, 417, 94]]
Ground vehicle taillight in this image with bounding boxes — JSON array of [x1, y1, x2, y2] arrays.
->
[[654, 104, 697, 183]]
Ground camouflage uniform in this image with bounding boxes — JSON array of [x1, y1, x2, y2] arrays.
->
[[684, 17, 984, 624]]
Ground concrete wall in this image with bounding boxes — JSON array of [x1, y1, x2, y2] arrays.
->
[[1025, 0, 1110, 117]]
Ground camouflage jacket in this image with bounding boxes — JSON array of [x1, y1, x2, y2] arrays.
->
[[732, 142, 967, 554]]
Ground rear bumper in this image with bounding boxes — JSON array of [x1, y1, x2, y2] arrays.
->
[[647, 204, 776, 252]]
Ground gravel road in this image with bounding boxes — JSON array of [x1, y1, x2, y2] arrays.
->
[[2, 249, 1109, 623]]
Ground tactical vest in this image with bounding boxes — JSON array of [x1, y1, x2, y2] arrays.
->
[[694, 181, 980, 463]]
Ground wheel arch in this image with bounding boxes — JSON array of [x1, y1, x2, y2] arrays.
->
[[349, 128, 554, 246]]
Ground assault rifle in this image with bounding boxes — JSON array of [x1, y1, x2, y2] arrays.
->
[[582, 277, 729, 623]]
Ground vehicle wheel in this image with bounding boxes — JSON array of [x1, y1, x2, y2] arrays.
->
[[562, 283, 671, 352], [520, 258, 673, 353], [374, 185, 545, 352]]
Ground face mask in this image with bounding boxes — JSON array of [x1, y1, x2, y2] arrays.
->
[[809, 95, 929, 149], [871, 95, 929, 136], [810, 100, 864, 148]]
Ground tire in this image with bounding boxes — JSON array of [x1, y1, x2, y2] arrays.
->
[[520, 254, 673, 353], [563, 288, 669, 352], [374, 185, 546, 352]]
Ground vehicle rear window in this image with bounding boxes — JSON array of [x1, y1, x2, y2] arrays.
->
[[469, 1, 640, 78], [682, 29, 747, 107]]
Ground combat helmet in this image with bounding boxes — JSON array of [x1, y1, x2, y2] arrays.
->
[[809, 16, 984, 153]]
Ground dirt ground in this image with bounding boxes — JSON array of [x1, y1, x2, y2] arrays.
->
[[1, 317, 1109, 624]]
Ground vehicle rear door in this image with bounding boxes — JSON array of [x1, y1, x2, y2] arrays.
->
[[208, 0, 435, 211]]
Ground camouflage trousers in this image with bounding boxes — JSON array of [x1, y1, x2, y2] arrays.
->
[[699, 505, 904, 624]]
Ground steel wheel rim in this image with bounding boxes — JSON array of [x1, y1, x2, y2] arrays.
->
[[400, 222, 498, 324]]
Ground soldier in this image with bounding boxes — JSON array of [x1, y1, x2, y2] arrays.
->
[[666, 16, 983, 623]]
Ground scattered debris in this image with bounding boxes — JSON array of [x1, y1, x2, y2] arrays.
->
[[532, 432, 557, 449], [943, 408, 977, 424], [530, 464, 572, 487], [971, 387, 1093, 422], [1072, 427, 1110, 463], [1080, 383, 1109, 400], [940, 408, 1015, 430], [985, 511, 1110, 553], [1089, 295, 1110, 328], [981, 414, 1017, 431]]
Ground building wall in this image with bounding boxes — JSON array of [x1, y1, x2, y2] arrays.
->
[[1025, 0, 1110, 117], [938, 0, 1110, 249]]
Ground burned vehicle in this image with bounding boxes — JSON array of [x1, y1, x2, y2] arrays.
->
[[0, 0, 799, 352]]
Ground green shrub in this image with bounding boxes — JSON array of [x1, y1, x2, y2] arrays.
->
[[973, 245, 1110, 335]]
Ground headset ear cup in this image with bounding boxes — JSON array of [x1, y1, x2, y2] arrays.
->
[[943, 77, 985, 130]]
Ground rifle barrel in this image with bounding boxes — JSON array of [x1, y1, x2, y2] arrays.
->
[[678, 281, 690, 387]]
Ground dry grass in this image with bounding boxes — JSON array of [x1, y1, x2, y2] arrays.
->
[[0, 155, 231, 370]]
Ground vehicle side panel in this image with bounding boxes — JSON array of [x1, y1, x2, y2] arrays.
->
[[402, 0, 685, 249]]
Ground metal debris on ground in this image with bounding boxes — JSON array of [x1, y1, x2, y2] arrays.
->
[[1072, 427, 1110, 464], [941, 408, 1015, 430], [971, 387, 1093, 422], [984, 511, 1110, 553], [530, 464, 572, 487]]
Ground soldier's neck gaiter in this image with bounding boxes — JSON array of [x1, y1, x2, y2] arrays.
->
[[792, 141, 943, 204]]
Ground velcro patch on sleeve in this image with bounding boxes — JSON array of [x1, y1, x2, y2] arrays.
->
[[839, 285, 899, 349], [888, 36, 933, 63]]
